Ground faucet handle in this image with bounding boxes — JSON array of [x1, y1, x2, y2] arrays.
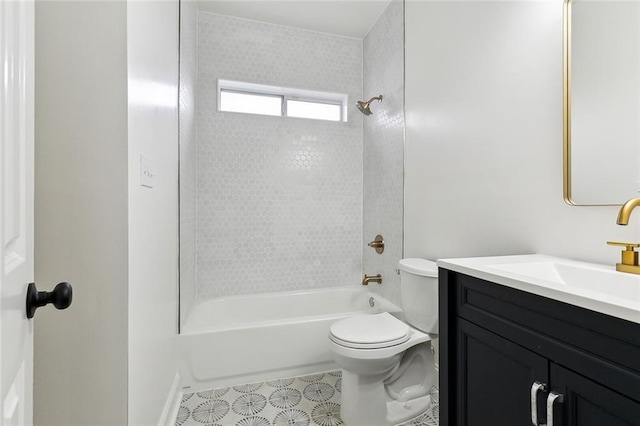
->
[[607, 241, 640, 266], [367, 235, 385, 254], [606, 241, 640, 248]]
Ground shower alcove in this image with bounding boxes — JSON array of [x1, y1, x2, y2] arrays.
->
[[178, 0, 406, 391]]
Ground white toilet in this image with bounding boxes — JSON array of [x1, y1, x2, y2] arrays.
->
[[328, 258, 438, 426]]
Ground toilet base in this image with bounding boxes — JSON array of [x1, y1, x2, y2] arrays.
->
[[340, 368, 389, 425], [387, 394, 432, 425], [329, 320, 436, 426], [339, 367, 433, 426]]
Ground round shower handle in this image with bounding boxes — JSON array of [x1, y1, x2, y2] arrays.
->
[[26, 282, 73, 319], [368, 235, 385, 254]]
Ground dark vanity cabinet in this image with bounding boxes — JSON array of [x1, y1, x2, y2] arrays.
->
[[439, 268, 640, 426]]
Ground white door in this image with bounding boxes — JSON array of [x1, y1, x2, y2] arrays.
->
[[0, 0, 35, 425]]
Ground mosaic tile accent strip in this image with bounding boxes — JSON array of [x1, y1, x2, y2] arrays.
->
[[195, 12, 364, 299], [176, 371, 439, 426]]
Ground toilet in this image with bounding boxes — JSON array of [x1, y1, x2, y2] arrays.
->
[[328, 258, 438, 426]]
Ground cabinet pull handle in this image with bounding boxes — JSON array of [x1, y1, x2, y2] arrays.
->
[[530, 381, 547, 425], [546, 391, 564, 426]]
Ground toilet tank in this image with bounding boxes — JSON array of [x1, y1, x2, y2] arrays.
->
[[398, 258, 438, 334]]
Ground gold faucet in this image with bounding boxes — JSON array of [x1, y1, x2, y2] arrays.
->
[[606, 241, 640, 274], [616, 197, 640, 225], [362, 274, 382, 285], [608, 197, 640, 274]]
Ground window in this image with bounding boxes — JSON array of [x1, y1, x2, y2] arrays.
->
[[220, 91, 282, 117], [218, 79, 347, 122], [286, 99, 342, 122]]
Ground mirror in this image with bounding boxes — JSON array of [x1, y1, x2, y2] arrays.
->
[[564, 0, 640, 205]]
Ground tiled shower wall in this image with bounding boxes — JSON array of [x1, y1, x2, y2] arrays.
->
[[195, 13, 364, 299], [179, 0, 197, 328], [363, 0, 405, 308]]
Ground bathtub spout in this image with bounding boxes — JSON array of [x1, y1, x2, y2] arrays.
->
[[362, 274, 382, 285]]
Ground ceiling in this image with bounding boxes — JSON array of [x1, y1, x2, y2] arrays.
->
[[196, 0, 393, 39]]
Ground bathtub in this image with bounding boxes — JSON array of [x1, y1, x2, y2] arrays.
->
[[178, 286, 402, 391]]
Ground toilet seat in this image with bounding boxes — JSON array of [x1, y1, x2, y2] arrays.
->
[[329, 313, 411, 349]]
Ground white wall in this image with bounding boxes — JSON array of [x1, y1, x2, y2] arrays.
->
[[127, 1, 180, 424], [405, 1, 639, 270], [35, 1, 180, 424], [34, 2, 129, 424]]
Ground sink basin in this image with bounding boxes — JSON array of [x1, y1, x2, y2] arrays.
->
[[437, 254, 640, 324], [489, 260, 640, 302]]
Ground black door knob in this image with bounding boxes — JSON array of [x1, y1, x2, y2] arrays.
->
[[26, 282, 73, 319]]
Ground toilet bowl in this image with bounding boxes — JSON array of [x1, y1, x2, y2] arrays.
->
[[328, 259, 438, 426]]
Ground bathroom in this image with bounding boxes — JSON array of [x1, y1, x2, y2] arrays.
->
[[3, 0, 638, 424]]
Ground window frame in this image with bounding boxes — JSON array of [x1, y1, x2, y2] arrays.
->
[[217, 79, 348, 122]]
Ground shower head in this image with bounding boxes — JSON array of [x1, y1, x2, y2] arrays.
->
[[356, 95, 383, 116]]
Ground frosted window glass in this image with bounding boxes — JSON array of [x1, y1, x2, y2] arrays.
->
[[220, 91, 282, 116], [287, 100, 341, 122]]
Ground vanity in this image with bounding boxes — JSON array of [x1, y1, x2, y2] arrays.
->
[[437, 255, 640, 426]]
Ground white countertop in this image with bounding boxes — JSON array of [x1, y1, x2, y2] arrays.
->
[[437, 254, 640, 325]]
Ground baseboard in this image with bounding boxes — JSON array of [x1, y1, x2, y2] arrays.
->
[[159, 372, 182, 426]]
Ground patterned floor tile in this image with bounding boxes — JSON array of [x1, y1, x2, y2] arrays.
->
[[397, 388, 439, 426], [176, 371, 439, 426]]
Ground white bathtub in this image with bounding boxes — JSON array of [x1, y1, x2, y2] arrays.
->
[[178, 286, 401, 391]]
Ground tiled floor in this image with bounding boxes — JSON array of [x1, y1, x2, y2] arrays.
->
[[175, 371, 439, 426]]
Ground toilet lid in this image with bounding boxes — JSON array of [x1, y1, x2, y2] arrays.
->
[[329, 312, 410, 349]]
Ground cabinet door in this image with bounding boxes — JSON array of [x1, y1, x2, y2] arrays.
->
[[550, 364, 640, 426], [457, 319, 548, 426]]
